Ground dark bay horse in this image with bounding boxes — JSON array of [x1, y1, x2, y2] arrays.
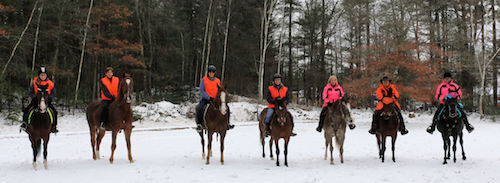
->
[[265, 98, 292, 167], [196, 86, 230, 165], [25, 84, 53, 170], [322, 98, 355, 164], [86, 73, 134, 164], [375, 97, 399, 163], [436, 97, 466, 164]]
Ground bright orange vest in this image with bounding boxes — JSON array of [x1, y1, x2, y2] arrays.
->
[[268, 85, 288, 108], [376, 84, 401, 110], [33, 77, 54, 95], [203, 76, 221, 98], [101, 76, 119, 100]]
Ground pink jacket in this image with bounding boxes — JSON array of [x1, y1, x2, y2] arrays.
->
[[435, 80, 462, 104], [322, 83, 344, 108]]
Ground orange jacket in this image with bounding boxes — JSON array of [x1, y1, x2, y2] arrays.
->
[[100, 76, 119, 101], [32, 77, 55, 95], [267, 85, 288, 108], [376, 84, 401, 110], [202, 76, 221, 99]]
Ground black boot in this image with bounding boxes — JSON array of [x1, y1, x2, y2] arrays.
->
[[50, 109, 59, 133], [316, 108, 326, 132], [290, 118, 297, 136], [265, 123, 271, 136], [427, 110, 440, 134], [368, 111, 379, 134], [397, 111, 408, 135], [462, 117, 474, 133]]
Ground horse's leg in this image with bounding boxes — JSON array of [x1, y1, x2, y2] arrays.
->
[[275, 138, 280, 166], [109, 130, 118, 164], [338, 131, 345, 164], [124, 128, 134, 163], [90, 126, 97, 160], [199, 131, 205, 159], [447, 137, 451, 160], [391, 134, 397, 163], [330, 139, 334, 165], [442, 134, 448, 164], [376, 134, 382, 159], [96, 129, 106, 160], [381, 135, 386, 163], [459, 133, 466, 160], [42, 135, 49, 169], [206, 131, 213, 165], [30, 137, 38, 170], [452, 135, 458, 163], [220, 131, 226, 165], [269, 138, 274, 160], [284, 137, 290, 167], [324, 138, 328, 160], [261, 133, 266, 158]]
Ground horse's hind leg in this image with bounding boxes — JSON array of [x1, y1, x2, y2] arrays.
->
[[261, 134, 266, 158], [124, 128, 134, 163], [330, 139, 334, 165], [391, 135, 397, 163], [269, 138, 274, 160], [96, 129, 106, 159], [109, 130, 118, 164], [452, 135, 458, 163], [30, 137, 40, 170], [206, 131, 213, 165], [442, 135, 449, 164], [90, 126, 97, 160], [381, 136, 386, 163], [42, 135, 49, 169], [275, 138, 280, 166], [459, 133, 466, 160], [284, 137, 290, 167], [199, 131, 205, 159]]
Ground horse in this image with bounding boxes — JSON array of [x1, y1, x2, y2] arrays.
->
[[322, 97, 355, 165], [196, 86, 230, 165], [375, 97, 399, 163], [86, 73, 134, 164], [263, 98, 293, 167], [436, 97, 466, 164], [25, 84, 54, 170]]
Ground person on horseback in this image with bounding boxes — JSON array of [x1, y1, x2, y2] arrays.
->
[[368, 76, 408, 135], [21, 66, 58, 133], [196, 65, 234, 132], [426, 72, 474, 134], [264, 73, 297, 136], [316, 75, 349, 132], [100, 67, 119, 129]]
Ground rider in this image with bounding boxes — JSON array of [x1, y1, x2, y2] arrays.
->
[[21, 66, 58, 133], [196, 65, 234, 132], [264, 73, 297, 136], [368, 76, 409, 135], [316, 75, 344, 132], [426, 72, 474, 134], [100, 67, 119, 128]]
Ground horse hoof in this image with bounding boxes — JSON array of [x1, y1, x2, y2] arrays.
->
[[443, 161, 447, 165], [330, 161, 334, 165], [463, 156, 467, 160], [271, 157, 274, 160], [206, 162, 210, 165], [109, 159, 114, 164], [341, 160, 344, 164], [129, 159, 135, 163], [221, 161, 224, 165], [32, 162, 37, 170], [43, 160, 48, 169]]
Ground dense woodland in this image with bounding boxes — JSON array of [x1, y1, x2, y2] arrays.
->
[[0, 0, 499, 118]]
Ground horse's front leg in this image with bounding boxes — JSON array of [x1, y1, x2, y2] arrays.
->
[[376, 134, 382, 159], [381, 136, 386, 163], [220, 131, 226, 165], [31, 137, 39, 170], [124, 127, 134, 163], [109, 130, 118, 164], [269, 138, 274, 160], [330, 139, 334, 165], [442, 135, 448, 164], [43, 135, 49, 169], [452, 135, 458, 163], [261, 132, 266, 158], [96, 128, 106, 160], [284, 137, 290, 167], [275, 138, 280, 166], [459, 133, 466, 160], [391, 135, 397, 163], [206, 131, 213, 165]]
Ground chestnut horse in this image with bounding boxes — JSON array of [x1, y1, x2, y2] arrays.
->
[[25, 84, 54, 170], [375, 97, 399, 163], [436, 97, 466, 164], [196, 86, 229, 165], [322, 98, 355, 165], [258, 98, 292, 166], [86, 73, 134, 164]]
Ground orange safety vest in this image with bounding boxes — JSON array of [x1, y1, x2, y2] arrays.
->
[[376, 84, 401, 110], [203, 76, 221, 98], [268, 85, 288, 108], [33, 77, 54, 95], [101, 76, 119, 100]]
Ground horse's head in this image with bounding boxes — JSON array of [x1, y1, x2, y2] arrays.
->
[[381, 97, 396, 120], [214, 85, 228, 115], [326, 97, 353, 125], [120, 73, 134, 103], [273, 98, 287, 126], [444, 97, 459, 119], [36, 84, 49, 113]]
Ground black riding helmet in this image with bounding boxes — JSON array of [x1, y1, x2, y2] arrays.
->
[[443, 72, 452, 79], [208, 65, 216, 73], [380, 76, 391, 83], [38, 66, 47, 76], [273, 73, 282, 79]]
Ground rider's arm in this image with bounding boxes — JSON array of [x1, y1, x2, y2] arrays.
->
[[284, 89, 290, 105], [322, 86, 329, 101], [266, 88, 274, 104], [199, 79, 210, 100], [49, 86, 56, 101], [338, 86, 344, 98], [392, 86, 400, 99], [376, 87, 384, 101], [29, 84, 36, 99]]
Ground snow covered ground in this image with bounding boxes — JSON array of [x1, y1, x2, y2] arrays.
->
[[0, 102, 499, 183]]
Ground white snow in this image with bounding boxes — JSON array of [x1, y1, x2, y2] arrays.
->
[[0, 101, 499, 183]]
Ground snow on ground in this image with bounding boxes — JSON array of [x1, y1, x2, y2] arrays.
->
[[0, 101, 499, 183]]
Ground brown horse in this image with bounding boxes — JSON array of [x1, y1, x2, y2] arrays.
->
[[375, 97, 399, 163], [322, 98, 355, 165], [266, 98, 293, 166], [25, 84, 53, 170], [196, 86, 229, 165], [86, 73, 134, 164]]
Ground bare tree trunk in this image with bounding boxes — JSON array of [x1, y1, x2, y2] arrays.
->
[[204, 8, 216, 76], [200, 0, 214, 81], [287, 0, 293, 87], [32, 1, 44, 72], [1, 0, 39, 75], [52, 0, 66, 84], [492, 0, 498, 106], [74, 0, 94, 108], [258, 0, 276, 102], [181, 32, 185, 83], [221, 0, 232, 84], [276, 1, 286, 74]]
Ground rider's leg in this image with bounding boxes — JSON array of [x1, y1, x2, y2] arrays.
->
[[396, 108, 408, 135], [48, 102, 58, 133], [265, 108, 274, 135], [368, 110, 382, 134], [227, 107, 234, 129], [100, 100, 111, 128], [287, 109, 297, 136], [457, 104, 474, 133], [21, 98, 37, 129], [316, 107, 327, 132], [196, 99, 209, 132], [427, 104, 444, 134]]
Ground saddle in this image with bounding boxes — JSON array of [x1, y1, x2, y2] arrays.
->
[[26, 106, 55, 125]]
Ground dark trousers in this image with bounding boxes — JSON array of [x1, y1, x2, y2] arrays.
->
[[101, 100, 113, 124], [318, 107, 327, 128], [197, 99, 210, 125]]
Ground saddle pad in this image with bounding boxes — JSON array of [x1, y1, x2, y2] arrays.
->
[[28, 108, 54, 124]]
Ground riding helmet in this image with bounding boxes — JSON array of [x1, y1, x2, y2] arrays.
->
[[273, 73, 282, 79], [443, 72, 452, 79], [380, 76, 391, 83], [208, 65, 216, 73], [38, 66, 47, 75]]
